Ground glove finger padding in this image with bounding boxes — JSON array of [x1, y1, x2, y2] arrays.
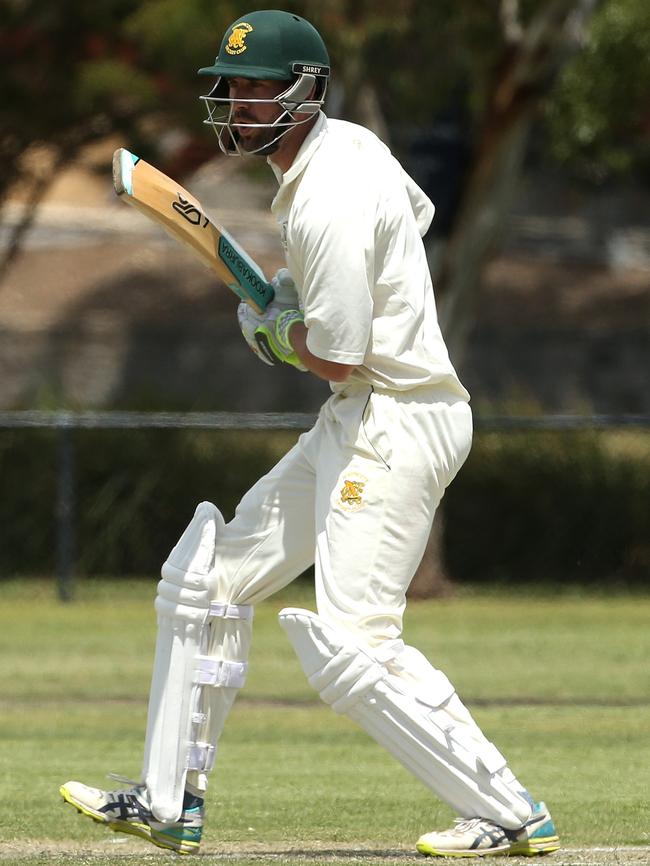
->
[[271, 268, 300, 307], [237, 267, 306, 369], [238, 302, 276, 366], [254, 308, 306, 370]]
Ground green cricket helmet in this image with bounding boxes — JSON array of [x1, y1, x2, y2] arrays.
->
[[198, 9, 330, 156]]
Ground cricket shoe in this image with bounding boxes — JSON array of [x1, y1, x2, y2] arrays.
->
[[416, 802, 560, 858], [59, 779, 203, 854]]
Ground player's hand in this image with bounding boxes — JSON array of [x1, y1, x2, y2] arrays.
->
[[237, 269, 306, 369], [238, 302, 275, 365], [253, 305, 306, 369], [269, 268, 300, 307]]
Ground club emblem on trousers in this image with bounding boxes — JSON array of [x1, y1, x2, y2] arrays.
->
[[339, 476, 367, 512]]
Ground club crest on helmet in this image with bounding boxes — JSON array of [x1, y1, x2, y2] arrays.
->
[[226, 22, 253, 56]]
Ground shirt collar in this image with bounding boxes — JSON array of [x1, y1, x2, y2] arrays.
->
[[268, 112, 328, 187]]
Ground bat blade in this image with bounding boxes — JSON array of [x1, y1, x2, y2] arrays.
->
[[112, 148, 274, 313]]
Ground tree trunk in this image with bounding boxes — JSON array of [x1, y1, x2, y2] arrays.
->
[[435, 0, 602, 363], [413, 0, 601, 597], [407, 508, 455, 599], [0, 148, 68, 284]]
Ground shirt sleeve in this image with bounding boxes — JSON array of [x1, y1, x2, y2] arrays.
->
[[289, 180, 374, 365], [401, 166, 435, 237]]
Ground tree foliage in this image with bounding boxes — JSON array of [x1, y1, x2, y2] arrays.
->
[[3, 0, 644, 595], [2, 0, 646, 319], [544, 0, 650, 182], [2, 0, 149, 199], [2, 1, 647, 182]]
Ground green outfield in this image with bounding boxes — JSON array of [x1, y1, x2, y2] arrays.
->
[[0, 579, 648, 865]]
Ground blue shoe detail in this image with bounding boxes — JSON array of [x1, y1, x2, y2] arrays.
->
[[60, 780, 204, 855], [416, 800, 560, 858]]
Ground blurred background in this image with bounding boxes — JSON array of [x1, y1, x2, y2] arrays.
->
[[1, 0, 648, 596]]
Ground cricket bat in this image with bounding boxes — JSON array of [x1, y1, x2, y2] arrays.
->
[[112, 148, 275, 313]]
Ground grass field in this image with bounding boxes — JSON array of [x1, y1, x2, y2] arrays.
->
[[0, 579, 649, 865]]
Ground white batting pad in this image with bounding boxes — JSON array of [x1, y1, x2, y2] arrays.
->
[[278, 608, 531, 829], [143, 502, 252, 823]]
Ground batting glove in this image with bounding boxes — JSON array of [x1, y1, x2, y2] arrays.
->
[[269, 268, 300, 306], [237, 269, 306, 369], [254, 306, 306, 369], [238, 302, 274, 366]]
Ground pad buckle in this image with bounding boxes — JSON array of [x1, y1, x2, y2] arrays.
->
[[187, 741, 216, 772]]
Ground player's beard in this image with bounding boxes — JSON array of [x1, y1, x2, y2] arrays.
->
[[234, 115, 282, 156]]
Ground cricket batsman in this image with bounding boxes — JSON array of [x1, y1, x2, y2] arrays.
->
[[60, 10, 560, 858]]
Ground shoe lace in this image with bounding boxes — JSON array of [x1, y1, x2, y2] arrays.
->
[[452, 817, 487, 832], [107, 772, 144, 789]]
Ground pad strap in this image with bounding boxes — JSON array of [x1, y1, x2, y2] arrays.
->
[[209, 601, 253, 621], [185, 600, 253, 777], [195, 657, 248, 688], [187, 742, 216, 772]]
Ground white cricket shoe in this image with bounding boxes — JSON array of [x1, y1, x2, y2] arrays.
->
[[416, 802, 560, 858], [59, 779, 203, 854]]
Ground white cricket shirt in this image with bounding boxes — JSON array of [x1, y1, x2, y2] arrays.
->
[[269, 113, 469, 399]]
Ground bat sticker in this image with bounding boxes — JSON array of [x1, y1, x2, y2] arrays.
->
[[171, 196, 209, 228]]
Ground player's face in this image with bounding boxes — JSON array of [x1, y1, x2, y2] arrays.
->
[[227, 77, 288, 154]]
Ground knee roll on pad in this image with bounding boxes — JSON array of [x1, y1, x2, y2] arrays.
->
[[278, 607, 531, 828], [143, 502, 253, 823]]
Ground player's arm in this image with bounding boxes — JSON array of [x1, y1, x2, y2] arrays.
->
[[239, 300, 355, 382], [285, 321, 355, 382], [238, 269, 355, 381]]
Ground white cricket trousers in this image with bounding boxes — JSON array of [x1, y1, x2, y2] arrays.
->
[[184, 385, 529, 821], [211, 384, 472, 654]]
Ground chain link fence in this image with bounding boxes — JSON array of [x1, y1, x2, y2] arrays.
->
[[1, 410, 648, 600]]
